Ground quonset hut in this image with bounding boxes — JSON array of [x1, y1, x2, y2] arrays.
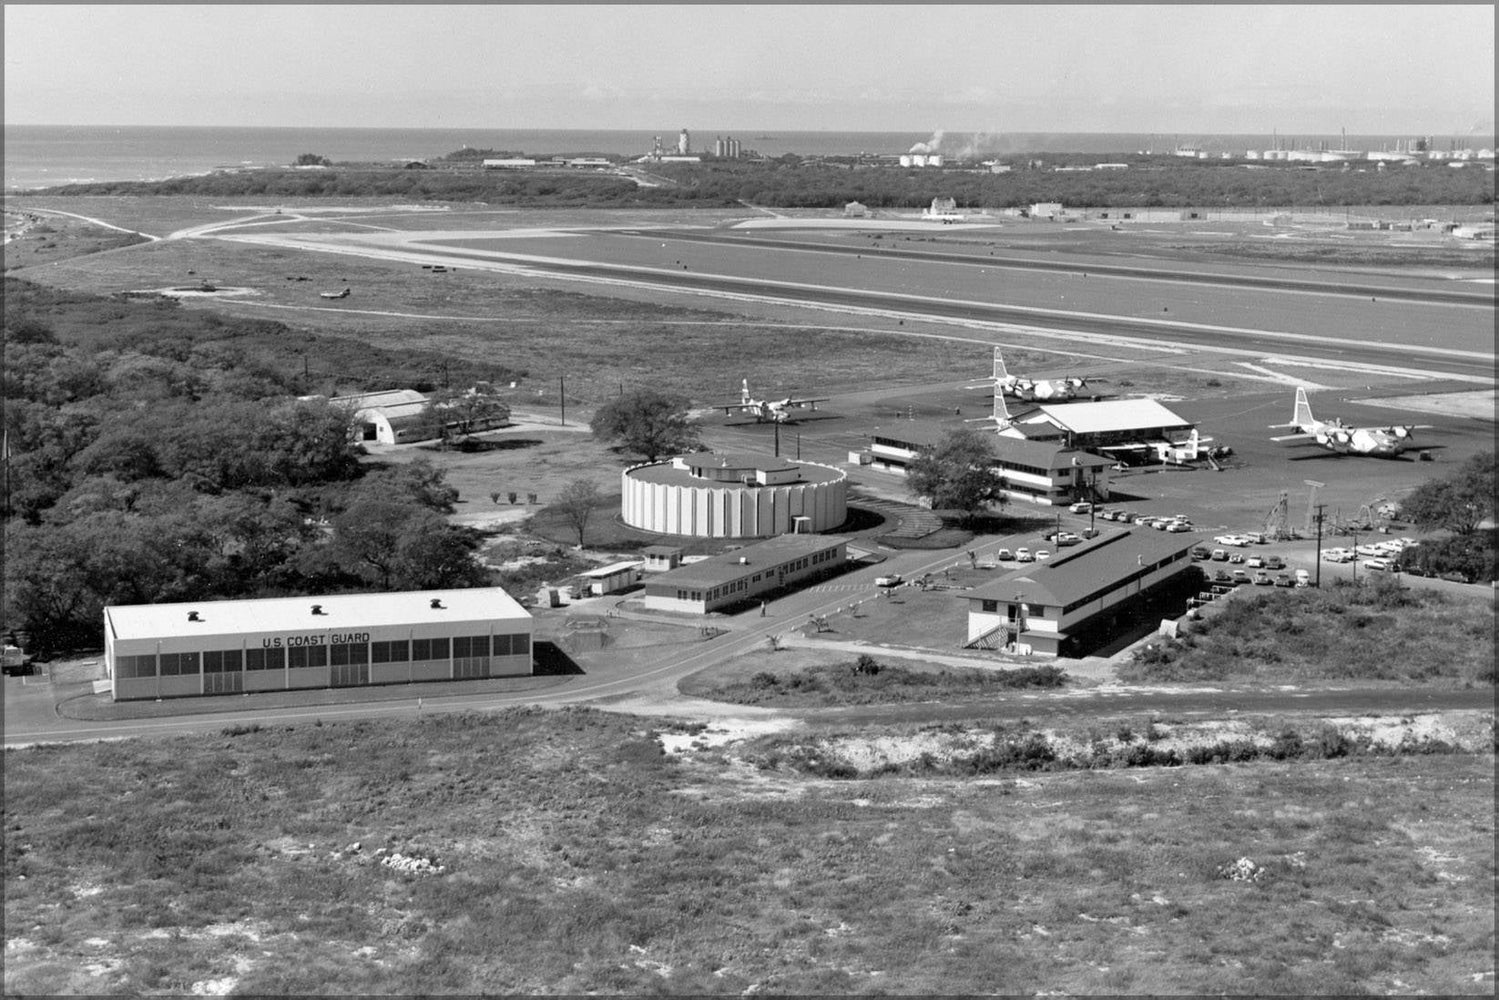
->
[[621, 452, 847, 538]]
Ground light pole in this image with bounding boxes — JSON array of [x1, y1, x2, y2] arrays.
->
[[1350, 528, 1360, 583]]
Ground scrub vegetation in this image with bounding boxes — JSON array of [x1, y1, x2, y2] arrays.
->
[[34, 156, 1497, 210], [699, 656, 1067, 707], [4, 708, 1493, 995], [1121, 576, 1496, 685]]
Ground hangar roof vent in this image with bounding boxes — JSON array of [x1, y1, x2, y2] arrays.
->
[[187, 611, 201, 622], [311, 604, 325, 616], [430, 598, 445, 609]]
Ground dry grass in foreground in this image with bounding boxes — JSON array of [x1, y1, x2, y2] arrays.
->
[[4, 707, 1494, 995]]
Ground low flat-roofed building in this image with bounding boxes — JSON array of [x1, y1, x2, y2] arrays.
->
[[105, 587, 532, 701], [577, 560, 642, 596], [869, 421, 1114, 504], [641, 545, 683, 572], [961, 529, 1200, 657], [642, 534, 849, 614]]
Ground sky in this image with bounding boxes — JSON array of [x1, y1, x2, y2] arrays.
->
[[4, 4, 1494, 135]]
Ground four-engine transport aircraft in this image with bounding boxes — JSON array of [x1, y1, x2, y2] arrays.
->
[[713, 379, 830, 423], [977, 347, 1091, 401], [1269, 387, 1428, 458]]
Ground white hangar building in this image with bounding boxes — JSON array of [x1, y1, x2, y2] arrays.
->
[[1000, 398, 1209, 464], [622, 452, 848, 538], [105, 587, 533, 702]]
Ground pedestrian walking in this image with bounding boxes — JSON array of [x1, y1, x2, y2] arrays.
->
[[760, 600, 767, 617]]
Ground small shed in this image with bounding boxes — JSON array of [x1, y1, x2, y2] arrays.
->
[[577, 561, 642, 596], [843, 201, 869, 217], [642, 546, 683, 572]]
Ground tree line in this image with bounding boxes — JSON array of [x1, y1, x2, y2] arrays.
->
[[2, 279, 502, 654], [36, 159, 1495, 210]]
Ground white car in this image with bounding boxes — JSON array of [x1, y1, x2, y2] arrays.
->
[[1322, 549, 1353, 563], [1361, 558, 1394, 572], [1035, 549, 1052, 560], [1214, 534, 1250, 547], [1165, 521, 1191, 533], [1015, 547, 1034, 563], [1246, 555, 1265, 568], [1355, 544, 1384, 557], [1069, 501, 1093, 514], [874, 574, 903, 588]]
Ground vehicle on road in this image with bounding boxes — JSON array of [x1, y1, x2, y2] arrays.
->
[[1036, 549, 1052, 560], [1214, 534, 1251, 547], [995, 548, 1014, 561], [1069, 501, 1093, 514], [1015, 547, 1033, 562], [875, 574, 903, 588], [1165, 521, 1191, 532]]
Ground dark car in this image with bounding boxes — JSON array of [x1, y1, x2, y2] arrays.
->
[[1273, 573, 1295, 588], [1263, 555, 1285, 571], [1191, 546, 1212, 560]]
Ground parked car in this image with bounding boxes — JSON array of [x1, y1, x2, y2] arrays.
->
[[1069, 501, 1093, 514], [1035, 549, 1052, 561], [1117, 512, 1138, 523], [1054, 532, 1081, 547], [995, 548, 1014, 561], [874, 574, 903, 588], [1361, 558, 1393, 572], [1210, 548, 1229, 562], [1263, 555, 1285, 571], [1015, 547, 1033, 562], [1228, 552, 1246, 564], [1081, 527, 1101, 539], [1231, 568, 1251, 583], [1191, 546, 1212, 560], [1355, 544, 1384, 557], [1294, 569, 1312, 588], [1165, 521, 1191, 533], [1214, 534, 1250, 547], [1252, 570, 1273, 586], [1437, 571, 1470, 584], [1151, 519, 1171, 530], [1273, 573, 1296, 588], [1246, 555, 1265, 568], [1322, 549, 1352, 563]]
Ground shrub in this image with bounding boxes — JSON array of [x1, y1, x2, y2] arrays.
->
[[853, 654, 881, 676]]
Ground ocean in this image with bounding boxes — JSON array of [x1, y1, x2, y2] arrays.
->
[[5, 124, 1493, 192]]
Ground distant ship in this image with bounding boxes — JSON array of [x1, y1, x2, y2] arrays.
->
[[754, 135, 775, 140]]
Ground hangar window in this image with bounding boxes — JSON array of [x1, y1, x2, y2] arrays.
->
[[412, 637, 450, 662], [116, 654, 157, 678], [981, 600, 998, 613], [330, 642, 369, 666], [454, 635, 491, 658], [371, 640, 409, 664], [160, 651, 201, 676], [203, 649, 243, 673], [246, 646, 286, 671], [289, 645, 328, 669]]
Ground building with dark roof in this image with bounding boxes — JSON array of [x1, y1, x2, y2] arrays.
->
[[641, 534, 849, 614], [622, 452, 848, 538], [869, 420, 1114, 505], [961, 528, 1201, 656]]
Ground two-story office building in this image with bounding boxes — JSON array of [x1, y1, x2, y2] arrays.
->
[[961, 529, 1200, 656], [641, 534, 849, 614], [868, 421, 1114, 504]]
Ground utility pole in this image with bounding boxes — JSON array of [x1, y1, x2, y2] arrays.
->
[[773, 418, 781, 458], [559, 375, 565, 427], [1312, 503, 1327, 588]]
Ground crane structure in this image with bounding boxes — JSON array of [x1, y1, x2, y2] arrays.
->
[[1303, 480, 1325, 537], [1264, 491, 1290, 541]]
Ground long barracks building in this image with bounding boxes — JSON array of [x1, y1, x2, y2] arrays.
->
[[105, 587, 532, 701]]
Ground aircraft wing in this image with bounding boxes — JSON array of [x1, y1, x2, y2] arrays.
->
[[1269, 433, 1315, 443], [710, 402, 751, 414], [1096, 443, 1149, 452], [785, 397, 831, 409]]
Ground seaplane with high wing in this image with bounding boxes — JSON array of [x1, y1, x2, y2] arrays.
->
[[713, 379, 830, 423], [973, 347, 1090, 402], [1270, 388, 1429, 458], [319, 287, 351, 300]]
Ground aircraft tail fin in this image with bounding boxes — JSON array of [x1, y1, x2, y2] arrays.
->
[[741, 379, 750, 405], [993, 386, 1012, 427], [992, 347, 1009, 382], [1292, 387, 1314, 430]]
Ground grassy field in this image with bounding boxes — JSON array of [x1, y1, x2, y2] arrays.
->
[[4, 708, 1493, 994]]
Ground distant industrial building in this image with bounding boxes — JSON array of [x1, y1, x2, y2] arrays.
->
[[641, 534, 849, 614], [868, 423, 1114, 505], [1029, 202, 1064, 219], [105, 588, 533, 701], [622, 452, 848, 538], [482, 158, 538, 169], [713, 136, 743, 158], [961, 528, 1199, 656]]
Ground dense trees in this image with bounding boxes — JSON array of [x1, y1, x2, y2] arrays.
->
[[1400, 452, 1495, 535], [905, 428, 1006, 527], [2, 279, 500, 654], [589, 389, 701, 462], [40, 158, 1496, 210]]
